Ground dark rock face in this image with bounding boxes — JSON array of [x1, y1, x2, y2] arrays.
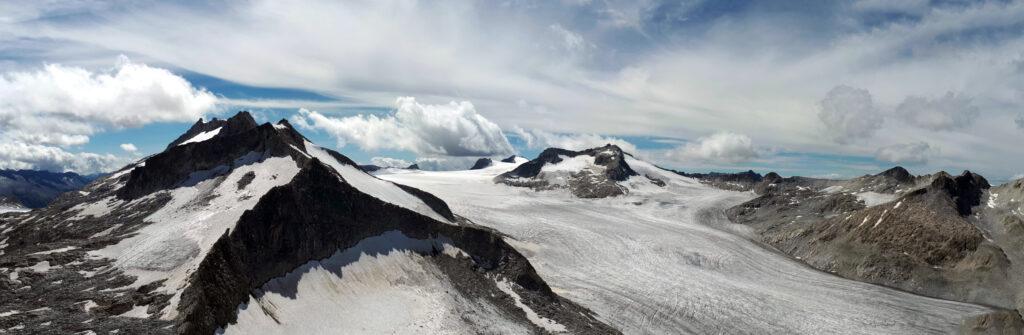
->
[[118, 117, 309, 200], [359, 164, 382, 172], [407, 163, 420, 170], [470, 158, 493, 170], [0, 170, 95, 208], [500, 155, 518, 163], [495, 144, 640, 198], [879, 166, 914, 183], [924, 171, 990, 216]]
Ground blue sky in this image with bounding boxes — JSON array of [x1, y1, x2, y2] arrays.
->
[[1, 0, 1023, 181]]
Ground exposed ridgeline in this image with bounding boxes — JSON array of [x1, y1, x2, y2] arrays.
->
[[0, 170, 98, 208], [727, 167, 1024, 332], [0, 112, 618, 334]]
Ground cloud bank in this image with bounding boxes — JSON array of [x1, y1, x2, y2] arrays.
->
[[670, 132, 759, 163], [294, 97, 515, 157], [0, 57, 217, 173], [875, 142, 934, 165], [512, 127, 638, 154]]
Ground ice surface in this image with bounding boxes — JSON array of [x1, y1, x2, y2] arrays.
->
[[221, 231, 530, 335], [381, 162, 994, 334], [177, 127, 222, 146]]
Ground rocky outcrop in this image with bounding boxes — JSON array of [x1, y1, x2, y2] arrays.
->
[[470, 158, 493, 170], [495, 144, 639, 198], [500, 155, 519, 163]]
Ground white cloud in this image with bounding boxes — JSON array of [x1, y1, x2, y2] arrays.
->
[[512, 127, 638, 154], [369, 157, 411, 168], [669, 132, 759, 163], [294, 97, 514, 157], [8, 1, 1024, 178], [0, 141, 125, 173], [817, 85, 884, 144], [895, 92, 979, 131], [120, 143, 138, 153], [875, 142, 934, 165], [0, 56, 216, 173]]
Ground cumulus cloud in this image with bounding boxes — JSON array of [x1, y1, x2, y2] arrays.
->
[[670, 132, 759, 163], [0, 141, 125, 173], [120, 143, 138, 153], [0, 56, 217, 173], [817, 85, 884, 144], [875, 142, 934, 165], [294, 97, 514, 157], [370, 157, 411, 168], [512, 127, 638, 154], [895, 92, 979, 131]]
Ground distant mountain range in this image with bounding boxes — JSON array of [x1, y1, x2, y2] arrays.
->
[[0, 169, 99, 208]]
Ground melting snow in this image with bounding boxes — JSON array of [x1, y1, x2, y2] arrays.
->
[[495, 278, 567, 333]]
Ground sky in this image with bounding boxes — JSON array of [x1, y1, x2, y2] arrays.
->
[[1, 0, 1023, 182]]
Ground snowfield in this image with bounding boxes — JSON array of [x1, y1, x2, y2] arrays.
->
[[220, 231, 532, 335], [379, 160, 994, 334]]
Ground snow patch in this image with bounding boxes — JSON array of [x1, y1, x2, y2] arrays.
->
[[178, 127, 222, 146], [856, 192, 896, 207], [30, 246, 78, 255], [495, 278, 567, 333]]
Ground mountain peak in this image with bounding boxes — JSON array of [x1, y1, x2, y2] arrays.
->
[[877, 166, 913, 183], [167, 111, 259, 148]]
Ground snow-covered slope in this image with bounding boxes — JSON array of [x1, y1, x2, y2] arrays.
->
[[380, 155, 1001, 334]]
